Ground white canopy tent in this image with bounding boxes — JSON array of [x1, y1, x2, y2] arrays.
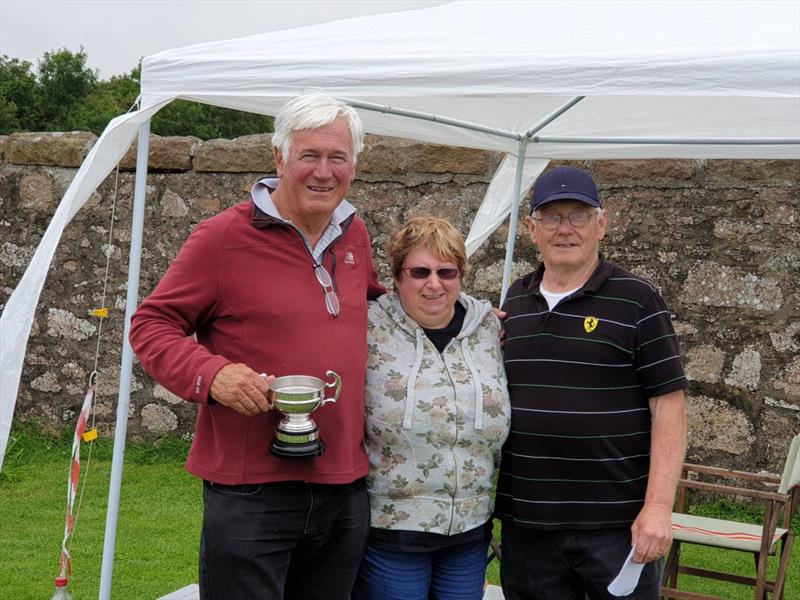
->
[[0, 1, 798, 596]]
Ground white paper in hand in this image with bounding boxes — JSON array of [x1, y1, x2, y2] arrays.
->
[[607, 544, 645, 597]]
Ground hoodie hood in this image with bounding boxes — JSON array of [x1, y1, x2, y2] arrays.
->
[[375, 291, 492, 340]]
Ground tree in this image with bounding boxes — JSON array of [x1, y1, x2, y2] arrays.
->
[[0, 49, 274, 139], [149, 100, 273, 139], [0, 96, 20, 133], [0, 56, 41, 133], [73, 66, 141, 135], [36, 47, 97, 130]]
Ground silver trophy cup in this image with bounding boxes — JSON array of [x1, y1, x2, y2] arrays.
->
[[268, 370, 341, 458]]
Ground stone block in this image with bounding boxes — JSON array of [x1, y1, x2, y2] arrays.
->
[[681, 261, 783, 311], [95, 364, 143, 397], [770, 322, 800, 352], [154, 383, 184, 405], [0, 135, 7, 162], [724, 346, 762, 391], [602, 194, 633, 236], [713, 219, 764, 239], [194, 134, 274, 172], [686, 395, 753, 455], [774, 355, 800, 401], [61, 361, 87, 382], [705, 160, 799, 182], [141, 403, 179, 433], [160, 189, 189, 217], [19, 172, 57, 213], [31, 371, 61, 393], [757, 186, 798, 218], [120, 135, 199, 171], [193, 196, 222, 215], [761, 198, 798, 226], [761, 409, 800, 472], [685, 344, 725, 384], [0, 242, 35, 268], [358, 135, 415, 174], [412, 143, 493, 175], [471, 258, 534, 300], [593, 159, 694, 181], [673, 321, 698, 336], [7, 132, 96, 167], [46, 308, 96, 341]]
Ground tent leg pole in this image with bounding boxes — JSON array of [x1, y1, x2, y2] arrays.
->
[[500, 138, 529, 305], [99, 121, 150, 600]]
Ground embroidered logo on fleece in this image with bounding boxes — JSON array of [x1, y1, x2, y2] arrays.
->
[[584, 316, 599, 333], [344, 251, 356, 265]]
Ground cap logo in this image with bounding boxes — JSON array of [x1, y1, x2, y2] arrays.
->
[[584, 316, 598, 333]]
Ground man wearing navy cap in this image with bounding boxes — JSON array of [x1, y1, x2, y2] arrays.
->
[[496, 166, 687, 599]]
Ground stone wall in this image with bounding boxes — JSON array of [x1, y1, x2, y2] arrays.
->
[[1, 132, 798, 473]]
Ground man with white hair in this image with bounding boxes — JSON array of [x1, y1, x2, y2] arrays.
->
[[130, 94, 385, 599]]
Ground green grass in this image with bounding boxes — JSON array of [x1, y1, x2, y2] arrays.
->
[[2, 424, 798, 599], [1, 423, 201, 599]]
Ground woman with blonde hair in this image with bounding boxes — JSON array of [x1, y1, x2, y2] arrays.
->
[[352, 216, 510, 600]]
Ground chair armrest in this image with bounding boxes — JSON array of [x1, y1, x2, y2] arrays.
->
[[676, 478, 791, 503], [682, 463, 782, 485]]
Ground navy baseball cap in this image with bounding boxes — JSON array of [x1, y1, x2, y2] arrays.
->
[[530, 166, 601, 214]]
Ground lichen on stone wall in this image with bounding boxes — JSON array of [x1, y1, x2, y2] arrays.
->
[[682, 262, 783, 312], [141, 403, 179, 434], [724, 346, 762, 391], [774, 356, 800, 402], [0, 241, 35, 268], [46, 308, 96, 341], [686, 395, 754, 456], [685, 344, 726, 384]]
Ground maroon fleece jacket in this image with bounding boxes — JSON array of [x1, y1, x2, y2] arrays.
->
[[130, 201, 385, 484]]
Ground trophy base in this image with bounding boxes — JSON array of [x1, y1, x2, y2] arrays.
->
[[270, 437, 325, 459]]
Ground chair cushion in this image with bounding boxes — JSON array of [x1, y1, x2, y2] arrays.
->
[[672, 513, 786, 553]]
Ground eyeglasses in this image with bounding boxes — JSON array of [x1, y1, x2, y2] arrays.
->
[[402, 266, 460, 280], [314, 263, 340, 317], [531, 211, 595, 230]]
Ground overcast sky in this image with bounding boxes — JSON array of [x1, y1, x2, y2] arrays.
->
[[1, 0, 446, 78]]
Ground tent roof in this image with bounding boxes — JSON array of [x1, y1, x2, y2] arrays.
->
[[139, 0, 800, 159]]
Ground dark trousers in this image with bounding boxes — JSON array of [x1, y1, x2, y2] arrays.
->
[[199, 478, 369, 600], [500, 521, 664, 600]]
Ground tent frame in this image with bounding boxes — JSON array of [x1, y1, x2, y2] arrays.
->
[[100, 97, 798, 598]]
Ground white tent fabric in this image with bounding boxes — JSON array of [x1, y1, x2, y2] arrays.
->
[[1, 0, 799, 470]]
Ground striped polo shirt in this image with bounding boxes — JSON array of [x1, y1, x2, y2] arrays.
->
[[495, 257, 686, 530]]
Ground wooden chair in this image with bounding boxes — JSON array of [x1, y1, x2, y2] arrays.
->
[[488, 536, 502, 564], [662, 434, 800, 600]]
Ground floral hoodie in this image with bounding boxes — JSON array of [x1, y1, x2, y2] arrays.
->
[[364, 292, 511, 535]]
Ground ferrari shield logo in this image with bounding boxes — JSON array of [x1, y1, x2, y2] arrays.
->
[[584, 316, 599, 333]]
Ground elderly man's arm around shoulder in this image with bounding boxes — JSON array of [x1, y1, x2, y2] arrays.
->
[[631, 389, 687, 564]]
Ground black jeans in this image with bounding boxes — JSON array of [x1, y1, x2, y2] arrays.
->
[[199, 478, 369, 600], [500, 521, 664, 600]]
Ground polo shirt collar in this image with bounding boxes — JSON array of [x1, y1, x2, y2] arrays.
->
[[250, 177, 356, 227], [527, 253, 612, 296], [249, 177, 357, 261]]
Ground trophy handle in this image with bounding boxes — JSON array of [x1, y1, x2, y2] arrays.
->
[[260, 373, 274, 408], [322, 370, 341, 405]]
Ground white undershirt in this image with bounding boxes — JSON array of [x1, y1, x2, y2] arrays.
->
[[540, 284, 581, 311]]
